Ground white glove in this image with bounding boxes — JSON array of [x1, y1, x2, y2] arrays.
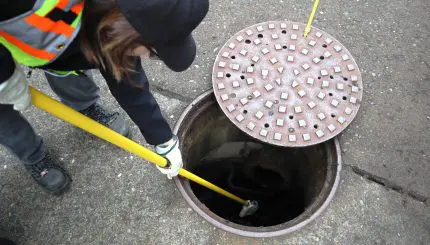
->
[[155, 135, 183, 179], [0, 66, 32, 111]]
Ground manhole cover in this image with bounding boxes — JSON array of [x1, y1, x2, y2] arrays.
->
[[212, 21, 363, 147]]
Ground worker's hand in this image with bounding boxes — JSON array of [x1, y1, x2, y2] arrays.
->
[[155, 135, 183, 179], [0, 66, 32, 111]]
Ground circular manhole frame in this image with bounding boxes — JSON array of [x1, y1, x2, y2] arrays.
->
[[212, 21, 363, 147], [173, 90, 342, 238]]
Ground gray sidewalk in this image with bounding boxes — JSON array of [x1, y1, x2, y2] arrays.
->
[[1, 0, 429, 244]]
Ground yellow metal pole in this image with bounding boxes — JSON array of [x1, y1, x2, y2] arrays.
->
[[179, 168, 246, 204], [303, 0, 320, 37], [30, 87, 247, 205]]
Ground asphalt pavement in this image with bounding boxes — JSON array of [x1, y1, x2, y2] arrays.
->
[[1, 0, 429, 244]]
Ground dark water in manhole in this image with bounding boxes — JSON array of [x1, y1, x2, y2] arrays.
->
[[189, 142, 324, 227], [181, 101, 328, 227]]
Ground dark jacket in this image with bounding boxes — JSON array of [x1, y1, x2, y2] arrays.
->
[[0, 0, 33, 84], [0, 0, 209, 84], [0, 0, 207, 145]]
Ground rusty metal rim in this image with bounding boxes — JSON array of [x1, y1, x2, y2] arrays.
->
[[173, 90, 342, 238]]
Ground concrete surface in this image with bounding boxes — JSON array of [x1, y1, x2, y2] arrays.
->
[[1, 0, 429, 244]]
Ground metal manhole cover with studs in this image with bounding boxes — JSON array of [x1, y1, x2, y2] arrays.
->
[[212, 21, 363, 147]]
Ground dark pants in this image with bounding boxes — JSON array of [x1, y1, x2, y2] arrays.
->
[[0, 40, 173, 165]]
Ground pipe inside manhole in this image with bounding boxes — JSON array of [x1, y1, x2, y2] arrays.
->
[[173, 91, 342, 237]]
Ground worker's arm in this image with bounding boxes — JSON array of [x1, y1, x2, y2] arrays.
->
[[100, 59, 183, 177], [0, 45, 16, 85], [0, 45, 32, 111], [100, 58, 173, 146]]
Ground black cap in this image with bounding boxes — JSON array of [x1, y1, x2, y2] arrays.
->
[[117, 0, 209, 71]]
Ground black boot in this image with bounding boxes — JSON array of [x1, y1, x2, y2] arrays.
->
[[0, 238, 15, 245], [25, 155, 71, 196], [80, 104, 130, 137]]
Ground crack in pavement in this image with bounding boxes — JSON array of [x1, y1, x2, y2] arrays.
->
[[345, 164, 428, 204], [150, 84, 194, 103]]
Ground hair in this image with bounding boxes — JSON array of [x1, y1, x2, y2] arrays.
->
[[80, 0, 144, 81]]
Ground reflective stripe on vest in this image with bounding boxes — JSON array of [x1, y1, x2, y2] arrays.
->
[[0, 0, 84, 67]]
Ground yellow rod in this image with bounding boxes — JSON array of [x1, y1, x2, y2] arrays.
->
[[303, 0, 320, 37], [30, 87, 247, 205], [179, 168, 246, 204]]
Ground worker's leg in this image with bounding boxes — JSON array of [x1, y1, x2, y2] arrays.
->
[[99, 60, 172, 146], [44, 71, 99, 111], [0, 104, 70, 195], [0, 105, 44, 165], [44, 71, 130, 136]]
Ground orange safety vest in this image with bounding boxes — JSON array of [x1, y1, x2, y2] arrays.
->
[[0, 0, 84, 67]]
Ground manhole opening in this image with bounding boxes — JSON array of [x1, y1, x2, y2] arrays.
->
[[180, 98, 330, 227]]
